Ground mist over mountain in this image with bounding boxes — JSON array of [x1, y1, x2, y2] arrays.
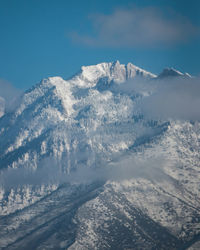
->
[[0, 97, 5, 118], [0, 61, 200, 249]]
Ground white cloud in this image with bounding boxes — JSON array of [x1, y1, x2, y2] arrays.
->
[[70, 7, 199, 48], [111, 73, 200, 121], [140, 77, 200, 121], [0, 79, 21, 112]]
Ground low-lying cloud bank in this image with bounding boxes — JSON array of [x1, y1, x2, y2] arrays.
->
[[113, 75, 200, 121], [140, 77, 200, 121], [0, 155, 172, 190]]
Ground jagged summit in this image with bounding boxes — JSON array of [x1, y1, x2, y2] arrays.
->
[[158, 67, 191, 79], [69, 61, 157, 87]]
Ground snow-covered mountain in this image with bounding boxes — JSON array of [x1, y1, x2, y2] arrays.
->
[[0, 61, 156, 172], [0, 61, 200, 249]]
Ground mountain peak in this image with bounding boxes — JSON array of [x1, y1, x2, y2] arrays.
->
[[111, 60, 120, 66], [158, 68, 191, 79], [70, 61, 156, 87], [39, 76, 65, 88]]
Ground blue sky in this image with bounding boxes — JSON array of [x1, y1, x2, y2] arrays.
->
[[0, 0, 200, 89]]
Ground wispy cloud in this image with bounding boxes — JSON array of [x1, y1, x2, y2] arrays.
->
[[140, 77, 200, 121], [110, 72, 200, 121], [0, 155, 171, 190], [0, 79, 21, 112], [70, 7, 199, 48]]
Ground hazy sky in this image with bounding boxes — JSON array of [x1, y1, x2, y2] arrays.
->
[[0, 0, 200, 89]]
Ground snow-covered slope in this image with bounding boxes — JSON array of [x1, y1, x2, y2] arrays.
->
[[0, 61, 199, 249]]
